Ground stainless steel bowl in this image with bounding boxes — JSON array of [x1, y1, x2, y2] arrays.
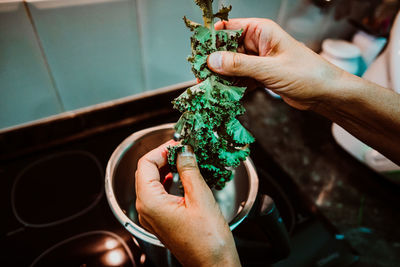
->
[[105, 123, 259, 266]]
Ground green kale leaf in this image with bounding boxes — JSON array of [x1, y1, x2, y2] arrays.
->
[[168, 0, 255, 190], [214, 5, 232, 21], [226, 118, 256, 145]]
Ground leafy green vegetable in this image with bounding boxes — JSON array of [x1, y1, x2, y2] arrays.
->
[[213, 5, 232, 21], [168, 0, 255, 190]]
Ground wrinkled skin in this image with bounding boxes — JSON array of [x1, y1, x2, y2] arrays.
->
[[208, 18, 400, 164], [135, 18, 400, 267], [208, 18, 344, 111], [135, 141, 241, 267]]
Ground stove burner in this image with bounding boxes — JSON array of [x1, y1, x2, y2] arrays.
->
[[11, 151, 104, 228], [30, 230, 136, 267]]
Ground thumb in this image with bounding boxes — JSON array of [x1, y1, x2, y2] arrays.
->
[[176, 146, 213, 203], [207, 51, 268, 80]]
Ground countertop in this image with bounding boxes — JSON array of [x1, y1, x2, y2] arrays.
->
[[242, 89, 400, 267], [1, 85, 399, 266]]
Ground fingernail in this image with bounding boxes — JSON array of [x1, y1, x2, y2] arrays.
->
[[208, 52, 222, 70], [178, 145, 196, 158]]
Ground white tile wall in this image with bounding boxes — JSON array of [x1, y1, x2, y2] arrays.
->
[[0, 0, 356, 130], [0, 0, 63, 129], [26, 0, 145, 110], [221, 0, 282, 21], [136, 0, 203, 90], [135, 0, 283, 90]]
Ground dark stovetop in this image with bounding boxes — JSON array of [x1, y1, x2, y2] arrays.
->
[[1, 112, 177, 267], [1, 85, 393, 266]]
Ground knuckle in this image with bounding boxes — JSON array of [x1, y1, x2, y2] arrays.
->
[[231, 53, 242, 71], [178, 161, 201, 179], [138, 216, 143, 225], [136, 197, 159, 217], [258, 18, 280, 34], [260, 18, 275, 26], [254, 26, 262, 39], [179, 167, 197, 177], [137, 157, 145, 167], [136, 199, 151, 213], [136, 200, 144, 214], [138, 215, 150, 231], [179, 159, 197, 170], [180, 167, 203, 183], [177, 155, 198, 169], [138, 215, 145, 226], [136, 201, 150, 216]]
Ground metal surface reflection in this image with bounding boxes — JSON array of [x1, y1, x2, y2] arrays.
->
[[30, 231, 135, 267], [140, 253, 146, 265], [104, 238, 119, 250], [103, 248, 126, 266]]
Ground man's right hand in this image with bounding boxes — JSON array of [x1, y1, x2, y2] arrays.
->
[[135, 142, 241, 267], [207, 18, 345, 111], [207, 18, 400, 165]]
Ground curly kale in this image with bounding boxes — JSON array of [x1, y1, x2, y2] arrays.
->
[[168, 0, 255, 190]]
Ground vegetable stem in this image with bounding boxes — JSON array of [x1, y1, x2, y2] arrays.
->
[[169, 0, 253, 190], [202, 0, 216, 49]]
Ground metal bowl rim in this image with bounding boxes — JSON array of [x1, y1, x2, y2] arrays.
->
[[105, 123, 259, 247]]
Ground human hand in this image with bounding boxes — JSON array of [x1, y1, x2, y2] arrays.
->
[[135, 140, 241, 267], [207, 19, 400, 165], [207, 18, 345, 110]]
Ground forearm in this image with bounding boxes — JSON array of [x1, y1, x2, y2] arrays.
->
[[178, 233, 241, 267], [205, 18, 400, 164], [315, 71, 400, 165]]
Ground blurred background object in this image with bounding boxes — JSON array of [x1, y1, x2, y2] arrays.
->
[[352, 30, 387, 67], [320, 39, 363, 75], [332, 10, 400, 184], [0, 0, 399, 130], [334, 0, 400, 37]]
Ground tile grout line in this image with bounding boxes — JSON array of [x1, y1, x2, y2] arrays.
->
[[22, 0, 66, 112], [134, 0, 149, 92]]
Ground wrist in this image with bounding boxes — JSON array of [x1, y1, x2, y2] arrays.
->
[[311, 69, 400, 164], [203, 238, 241, 267], [178, 233, 241, 267], [197, 238, 241, 267], [311, 66, 360, 116], [198, 249, 241, 267]]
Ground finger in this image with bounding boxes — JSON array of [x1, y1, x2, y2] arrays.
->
[[218, 18, 272, 31], [215, 18, 257, 31], [136, 140, 178, 201], [237, 46, 246, 54], [214, 20, 225, 30], [219, 18, 253, 30], [207, 51, 272, 81], [176, 146, 213, 205], [215, 19, 254, 53], [220, 18, 285, 56]]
